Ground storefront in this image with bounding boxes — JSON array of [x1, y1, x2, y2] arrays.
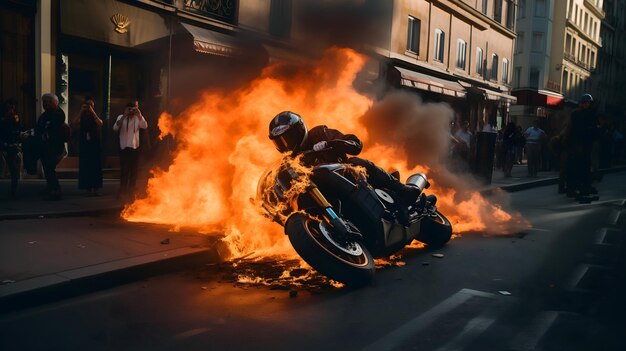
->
[[0, 0, 36, 128]]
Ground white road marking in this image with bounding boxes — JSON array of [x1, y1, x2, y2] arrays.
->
[[532, 209, 595, 225], [526, 228, 552, 233], [360, 289, 498, 351], [595, 228, 609, 245], [509, 311, 560, 351], [608, 209, 621, 225], [565, 265, 590, 290], [435, 305, 501, 351], [172, 327, 211, 340]]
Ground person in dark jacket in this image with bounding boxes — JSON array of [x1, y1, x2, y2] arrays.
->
[[73, 96, 103, 196], [268, 111, 420, 203], [0, 99, 23, 199], [36, 93, 66, 200], [566, 93, 598, 200]]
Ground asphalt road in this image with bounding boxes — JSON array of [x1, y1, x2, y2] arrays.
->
[[1, 173, 625, 351]]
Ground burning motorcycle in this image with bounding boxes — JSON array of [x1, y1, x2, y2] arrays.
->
[[257, 149, 453, 286]]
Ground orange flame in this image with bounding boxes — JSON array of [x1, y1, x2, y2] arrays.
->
[[122, 47, 525, 259]]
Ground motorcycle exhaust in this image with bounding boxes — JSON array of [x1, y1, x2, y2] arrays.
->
[[406, 173, 430, 193]]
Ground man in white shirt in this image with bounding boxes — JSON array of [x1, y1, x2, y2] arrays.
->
[[113, 101, 148, 197], [523, 119, 546, 176]]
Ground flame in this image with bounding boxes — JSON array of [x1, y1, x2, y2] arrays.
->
[[123, 47, 526, 260]]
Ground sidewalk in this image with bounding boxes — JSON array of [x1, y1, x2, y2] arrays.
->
[[0, 165, 623, 313]]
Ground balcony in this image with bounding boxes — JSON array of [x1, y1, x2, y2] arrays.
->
[[183, 0, 237, 23], [564, 52, 595, 72]]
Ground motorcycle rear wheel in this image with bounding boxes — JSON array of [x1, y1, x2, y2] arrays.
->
[[416, 210, 453, 249], [285, 213, 375, 286]]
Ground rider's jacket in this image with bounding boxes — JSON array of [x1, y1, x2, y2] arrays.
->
[[300, 125, 363, 164]]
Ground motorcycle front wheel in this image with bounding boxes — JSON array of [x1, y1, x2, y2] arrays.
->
[[285, 213, 375, 286], [416, 210, 453, 249]]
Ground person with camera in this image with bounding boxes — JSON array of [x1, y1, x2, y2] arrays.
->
[[73, 96, 103, 196], [0, 99, 23, 199], [113, 101, 148, 198]]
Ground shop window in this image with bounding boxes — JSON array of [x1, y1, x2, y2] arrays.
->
[[407, 16, 421, 54]]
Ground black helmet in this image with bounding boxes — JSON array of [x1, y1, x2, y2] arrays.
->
[[580, 93, 594, 103], [268, 111, 308, 153]]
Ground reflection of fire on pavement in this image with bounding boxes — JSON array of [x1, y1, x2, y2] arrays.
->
[[195, 241, 430, 293]]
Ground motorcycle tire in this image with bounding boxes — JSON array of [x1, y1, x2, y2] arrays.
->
[[285, 213, 375, 286], [417, 210, 453, 249]]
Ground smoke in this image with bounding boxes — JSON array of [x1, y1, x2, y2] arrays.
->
[[360, 91, 481, 201], [359, 91, 528, 235]]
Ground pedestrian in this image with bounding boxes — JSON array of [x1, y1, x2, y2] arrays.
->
[[0, 99, 23, 199], [502, 122, 520, 177], [73, 96, 103, 196], [523, 119, 546, 177], [113, 101, 148, 198], [566, 93, 598, 201], [35, 93, 67, 200]]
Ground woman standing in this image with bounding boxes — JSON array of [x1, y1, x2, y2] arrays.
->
[[74, 97, 103, 196]]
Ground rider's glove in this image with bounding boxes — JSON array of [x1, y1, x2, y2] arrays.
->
[[313, 141, 328, 151]]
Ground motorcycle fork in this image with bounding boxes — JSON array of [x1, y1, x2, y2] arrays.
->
[[306, 186, 350, 237]]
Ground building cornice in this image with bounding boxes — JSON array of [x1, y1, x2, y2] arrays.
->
[[583, 0, 606, 20], [429, 0, 517, 38]]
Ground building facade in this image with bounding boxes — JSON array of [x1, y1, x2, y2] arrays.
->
[[511, 0, 607, 132], [28, 0, 299, 164], [366, 0, 517, 132]]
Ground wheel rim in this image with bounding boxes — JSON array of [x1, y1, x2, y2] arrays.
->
[[304, 219, 370, 267], [430, 211, 446, 224]]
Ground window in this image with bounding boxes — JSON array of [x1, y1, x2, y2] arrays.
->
[[502, 58, 509, 84], [506, 0, 515, 29], [482, 0, 488, 15], [562, 68, 568, 94], [407, 16, 421, 54], [476, 48, 484, 75], [518, 0, 526, 18], [535, 0, 546, 17], [516, 32, 524, 53], [567, 0, 573, 19], [529, 67, 540, 88], [565, 33, 571, 53], [434, 29, 445, 62], [494, 0, 503, 22], [584, 13, 588, 34], [457, 39, 467, 69], [514, 66, 521, 88], [491, 53, 499, 80], [532, 32, 544, 52]]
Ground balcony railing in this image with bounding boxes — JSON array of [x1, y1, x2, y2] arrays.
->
[[182, 0, 237, 24]]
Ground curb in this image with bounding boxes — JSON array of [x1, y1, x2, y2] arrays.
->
[[484, 166, 626, 195], [0, 206, 124, 221], [0, 242, 224, 314]]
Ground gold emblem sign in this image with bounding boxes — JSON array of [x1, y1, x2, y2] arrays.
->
[[111, 13, 130, 34]]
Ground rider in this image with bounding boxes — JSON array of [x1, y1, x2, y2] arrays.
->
[[268, 111, 421, 204]]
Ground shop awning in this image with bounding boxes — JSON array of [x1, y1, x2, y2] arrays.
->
[[484, 89, 517, 103], [394, 67, 466, 98], [181, 23, 244, 57], [512, 89, 561, 107]]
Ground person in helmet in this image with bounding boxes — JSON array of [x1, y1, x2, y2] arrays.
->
[[269, 111, 421, 203], [566, 94, 598, 200]]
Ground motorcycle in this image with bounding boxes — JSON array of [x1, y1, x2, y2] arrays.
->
[[256, 148, 453, 286]]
